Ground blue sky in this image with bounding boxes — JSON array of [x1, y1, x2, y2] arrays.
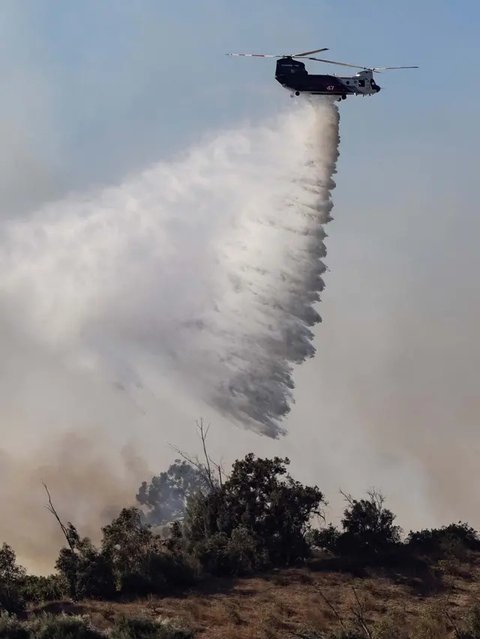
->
[[1, 0, 478, 209]]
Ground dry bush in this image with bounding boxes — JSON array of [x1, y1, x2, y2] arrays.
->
[[373, 609, 410, 639], [409, 605, 449, 639]]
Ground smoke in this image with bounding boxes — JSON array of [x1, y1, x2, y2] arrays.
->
[[0, 432, 149, 575], [0, 98, 339, 438]]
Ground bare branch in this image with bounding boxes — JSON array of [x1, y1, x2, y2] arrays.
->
[[444, 607, 461, 638], [197, 418, 214, 489], [315, 587, 347, 631], [43, 483, 75, 552], [351, 586, 373, 639], [168, 419, 225, 491], [340, 489, 355, 507]]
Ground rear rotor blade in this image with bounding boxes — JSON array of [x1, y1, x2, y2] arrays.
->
[[371, 66, 419, 71], [292, 47, 329, 57]]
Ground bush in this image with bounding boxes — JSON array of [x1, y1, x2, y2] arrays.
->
[[56, 544, 115, 601], [101, 508, 194, 597], [407, 522, 480, 558], [190, 526, 261, 577], [0, 544, 26, 614], [188, 532, 231, 576], [112, 547, 194, 598], [457, 603, 480, 639], [0, 614, 29, 639], [372, 611, 410, 639], [308, 524, 341, 554], [339, 491, 401, 555], [111, 616, 193, 639], [315, 491, 401, 557], [409, 606, 448, 639], [21, 575, 66, 604], [30, 614, 103, 639], [0, 582, 25, 616]]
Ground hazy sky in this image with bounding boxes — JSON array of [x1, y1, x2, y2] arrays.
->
[[0, 0, 479, 570]]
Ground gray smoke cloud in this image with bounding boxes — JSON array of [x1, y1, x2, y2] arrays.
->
[[0, 99, 339, 438]]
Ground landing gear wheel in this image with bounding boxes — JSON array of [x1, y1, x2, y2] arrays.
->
[[341, 94, 347, 100], [295, 91, 300, 96]]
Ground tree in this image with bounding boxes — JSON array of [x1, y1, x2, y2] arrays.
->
[[340, 490, 401, 554], [137, 460, 210, 526], [184, 454, 325, 574], [55, 525, 115, 600], [0, 544, 26, 614], [101, 507, 193, 596], [315, 490, 401, 556]]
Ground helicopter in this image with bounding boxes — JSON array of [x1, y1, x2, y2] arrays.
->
[[226, 48, 418, 100]]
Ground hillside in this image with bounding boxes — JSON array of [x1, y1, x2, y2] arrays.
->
[[32, 553, 480, 638]]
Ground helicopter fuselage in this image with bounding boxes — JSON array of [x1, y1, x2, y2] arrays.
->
[[275, 57, 381, 99]]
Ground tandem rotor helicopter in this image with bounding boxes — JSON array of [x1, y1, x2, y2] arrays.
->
[[227, 48, 418, 100]]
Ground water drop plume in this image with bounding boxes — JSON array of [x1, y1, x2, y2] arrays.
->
[[0, 98, 340, 437]]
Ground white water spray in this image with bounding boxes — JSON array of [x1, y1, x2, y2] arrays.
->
[[0, 98, 340, 437]]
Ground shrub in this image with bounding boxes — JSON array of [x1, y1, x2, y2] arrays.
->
[[338, 491, 401, 556], [0, 614, 29, 639], [224, 526, 259, 575], [372, 611, 410, 639], [457, 603, 480, 639], [407, 522, 480, 558], [315, 491, 401, 557], [190, 525, 260, 577], [409, 606, 448, 639], [0, 582, 25, 616], [309, 524, 341, 554], [21, 575, 66, 604], [56, 544, 115, 601], [189, 532, 231, 576], [110, 616, 193, 639], [0, 544, 26, 614], [100, 508, 195, 596], [31, 614, 103, 639]]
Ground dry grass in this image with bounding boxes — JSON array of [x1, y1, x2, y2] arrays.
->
[[29, 555, 480, 638]]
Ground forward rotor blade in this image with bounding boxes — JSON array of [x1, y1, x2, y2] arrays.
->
[[226, 53, 279, 58], [306, 57, 368, 69], [292, 47, 329, 57], [371, 66, 419, 71]]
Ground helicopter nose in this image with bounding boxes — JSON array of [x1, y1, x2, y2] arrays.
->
[[375, 85, 381, 92]]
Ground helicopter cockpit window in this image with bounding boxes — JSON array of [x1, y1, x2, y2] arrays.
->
[[370, 79, 376, 87]]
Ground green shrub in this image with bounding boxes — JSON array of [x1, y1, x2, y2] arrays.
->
[[308, 524, 341, 554], [0, 582, 25, 616], [0, 614, 29, 639], [457, 603, 480, 638], [189, 532, 231, 576], [407, 523, 480, 557], [110, 616, 193, 639], [190, 525, 261, 577], [0, 544, 26, 614], [101, 508, 194, 597], [21, 575, 66, 604], [31, 614, 103, 639], [55, 534, 116, 601]]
